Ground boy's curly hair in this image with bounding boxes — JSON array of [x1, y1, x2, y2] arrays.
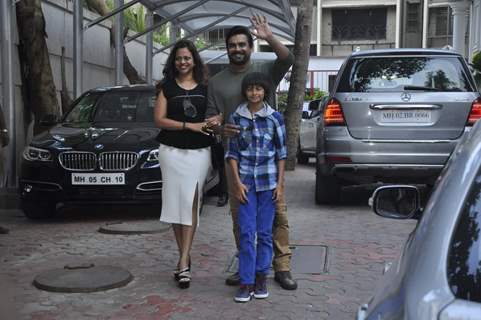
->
[[241, 72, 272, 101]]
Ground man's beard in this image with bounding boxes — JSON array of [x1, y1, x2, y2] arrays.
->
[[228, 52, 250, 66]]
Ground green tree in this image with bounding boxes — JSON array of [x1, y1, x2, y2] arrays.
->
[[473, 51, 481, 88], [105, 0, 169, 45]]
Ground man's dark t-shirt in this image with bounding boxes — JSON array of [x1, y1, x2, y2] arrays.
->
[[206, 52, 294, 121]]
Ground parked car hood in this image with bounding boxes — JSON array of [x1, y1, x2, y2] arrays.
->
[[30, 123, 160, 151]]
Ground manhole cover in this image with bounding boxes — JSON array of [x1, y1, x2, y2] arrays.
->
[[225, 245, 329, 274], [33, 264, 133, 293], [98, 221, 170, 235]]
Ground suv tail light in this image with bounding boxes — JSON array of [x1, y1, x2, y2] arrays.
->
[[324, 98, 346, 126], [467, 98, 481, 126]]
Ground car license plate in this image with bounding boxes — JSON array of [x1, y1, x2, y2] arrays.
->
[[381, 110, 432, 123], [71, 173, 125, 185]]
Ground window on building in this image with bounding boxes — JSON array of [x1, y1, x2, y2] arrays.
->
[[331, 8, 387, 41], [406, 2, 421, 33], [429, 6, 453, 37], [204, 28, 228, 46]]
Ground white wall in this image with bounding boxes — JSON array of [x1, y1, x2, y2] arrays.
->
[[470, 0, 481, 57]]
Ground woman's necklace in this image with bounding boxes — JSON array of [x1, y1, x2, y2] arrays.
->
[[182, 90, 197, 118], [177, 78, 198, 118]]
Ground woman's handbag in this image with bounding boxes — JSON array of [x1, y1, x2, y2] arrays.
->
[[210, 139, 225, 170]]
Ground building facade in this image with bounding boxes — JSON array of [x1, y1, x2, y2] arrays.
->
[[202, 0, 479, 59]]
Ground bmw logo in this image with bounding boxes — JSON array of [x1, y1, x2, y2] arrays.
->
[[94, 144, 104, 150], [401, 92, 411, 102]]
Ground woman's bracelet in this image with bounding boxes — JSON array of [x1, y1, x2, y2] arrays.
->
[[182, 122, 186, 130]]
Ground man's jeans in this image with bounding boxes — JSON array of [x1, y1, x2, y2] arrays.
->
[[238, 186, 275, 285], [226, 164, 292, 272]]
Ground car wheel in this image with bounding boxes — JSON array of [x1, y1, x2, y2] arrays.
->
[[21, 201, 57, 219], [315, 166, 341, 204]]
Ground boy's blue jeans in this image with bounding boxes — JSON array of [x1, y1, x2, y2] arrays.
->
[[238, 185, 276, 285]]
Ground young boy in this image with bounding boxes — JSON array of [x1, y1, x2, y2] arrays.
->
[[225, 72, 287, 302]]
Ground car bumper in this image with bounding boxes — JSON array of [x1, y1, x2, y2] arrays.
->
[[318, 126, 463, 182], [19, 161, 162, 204]]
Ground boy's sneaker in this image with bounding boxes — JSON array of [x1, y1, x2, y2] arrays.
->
[[234, 284, 254, 303], [254, 274, 269, 299]]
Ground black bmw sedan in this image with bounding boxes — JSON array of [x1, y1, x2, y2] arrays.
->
[[19, 85, 164, 219]]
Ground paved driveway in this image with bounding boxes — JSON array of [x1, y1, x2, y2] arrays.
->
[[0, 165, 416, 320]]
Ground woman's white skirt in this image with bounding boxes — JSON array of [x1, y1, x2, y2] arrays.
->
[[158, 143, 211, 226]]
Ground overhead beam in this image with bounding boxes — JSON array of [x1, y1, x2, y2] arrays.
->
[[84, 0, 142, 30]]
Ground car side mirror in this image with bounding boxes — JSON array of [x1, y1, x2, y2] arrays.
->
[[301, 111, 310, 119], [369, 185, 421, 219], [39, 114, 59, 126], [308, 100, 320, 111]]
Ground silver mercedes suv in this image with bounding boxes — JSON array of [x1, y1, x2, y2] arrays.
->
[[315, 49, 481, 204]]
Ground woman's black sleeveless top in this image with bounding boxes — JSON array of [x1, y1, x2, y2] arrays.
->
[[156, 80, 212, 149]]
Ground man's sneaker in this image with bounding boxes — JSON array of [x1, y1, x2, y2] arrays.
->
[[234, 284, 253, 303], [254, 274, 269, 299], [225, 272, 240, 286]]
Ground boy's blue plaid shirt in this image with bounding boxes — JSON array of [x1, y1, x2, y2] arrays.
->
[[225, 103, 287, 192]]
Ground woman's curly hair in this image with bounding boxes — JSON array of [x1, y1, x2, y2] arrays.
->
[[155, 39, 208, 95]]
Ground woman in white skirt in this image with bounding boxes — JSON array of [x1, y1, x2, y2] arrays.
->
[[154, 39, 214, 289]]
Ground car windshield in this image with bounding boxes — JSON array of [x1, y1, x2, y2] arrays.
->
[[63, 92, 100, 123], [63, 90, 156, 123], [338, 56, 471, 92]]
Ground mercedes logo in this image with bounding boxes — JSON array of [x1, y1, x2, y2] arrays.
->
[[401, 92, 411, 102]]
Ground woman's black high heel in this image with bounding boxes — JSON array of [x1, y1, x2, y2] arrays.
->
[[177, 267, 191, 289], [174, 256, 191, 282]]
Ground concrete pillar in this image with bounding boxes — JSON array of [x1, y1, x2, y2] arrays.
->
[[422, 0, 429, 48], [169, 22, 176, 43], [145, 9, 153, 85], [395, 0, 401, 48], [73, 0, 83, 98], [114, 0, 124, 85], [0, 0, 16, 187], [317, 0, 322, 56], [450, 0, 470, 56]]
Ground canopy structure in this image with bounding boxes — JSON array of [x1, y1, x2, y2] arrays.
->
[[73, 0, 296, 96], [140, 0, 295, 44]]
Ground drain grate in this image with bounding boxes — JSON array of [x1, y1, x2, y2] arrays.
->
[[225, 244, 329, 274], [290, 245, 329, 274]]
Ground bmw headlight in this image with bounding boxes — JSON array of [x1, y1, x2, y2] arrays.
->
[[146, 149, 159, 162], [23, 146, 53, 161]]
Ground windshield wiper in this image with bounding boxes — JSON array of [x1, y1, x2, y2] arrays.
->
[[403, 85, 440, 92]]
